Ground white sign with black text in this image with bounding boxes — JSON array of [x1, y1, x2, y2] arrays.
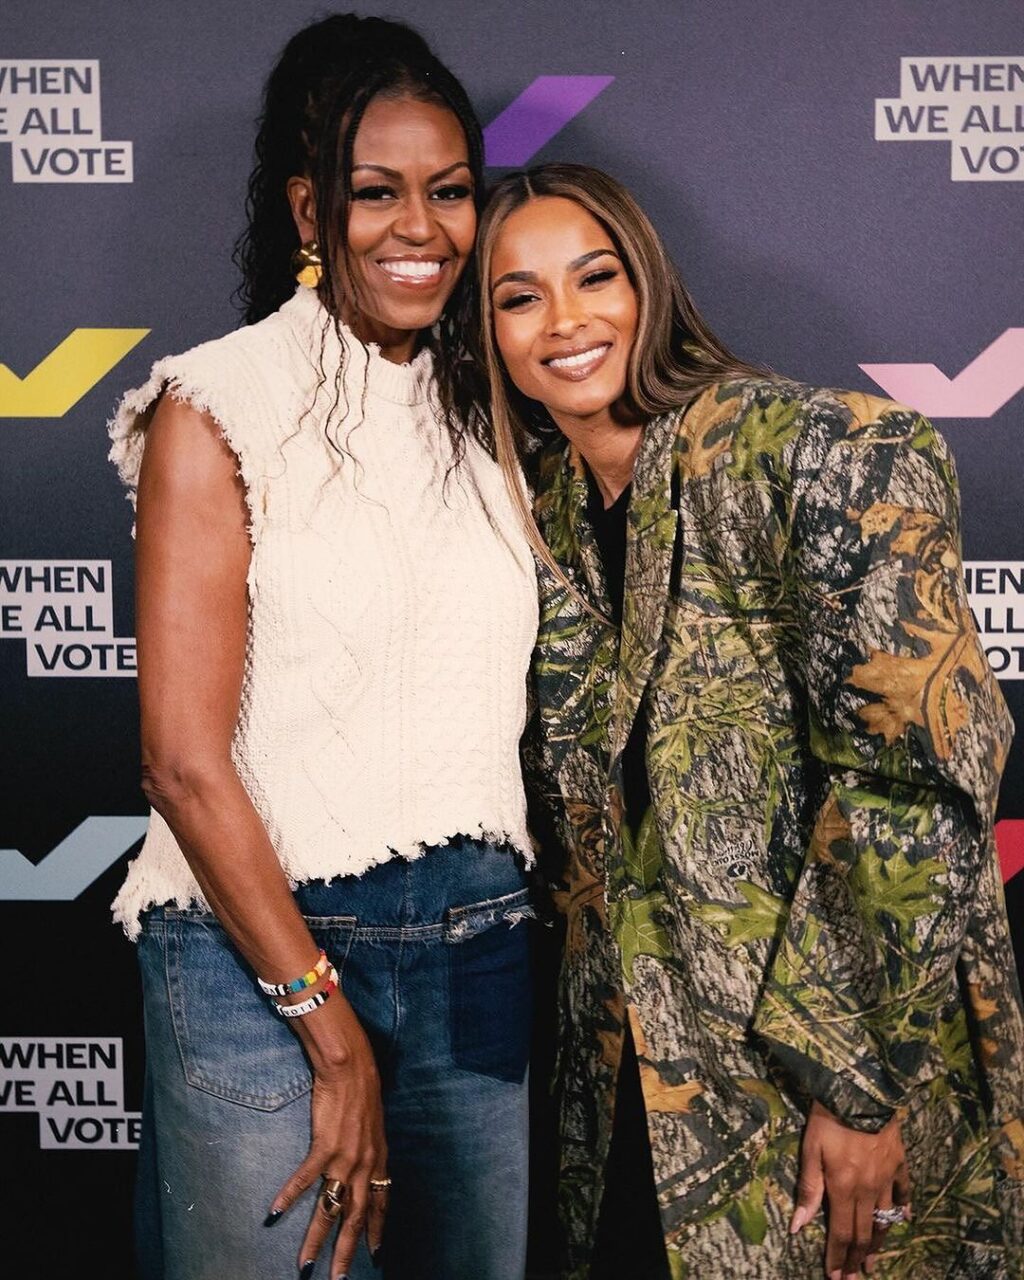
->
[[0, 1037, 140, 1150], [0, 61, 133, 183], [964, 561, 1024, 679], [876, 57, 1024, 181], [0, 559, 136, 677]]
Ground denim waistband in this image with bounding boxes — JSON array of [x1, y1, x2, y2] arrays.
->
[[296, 837, 530, 929], [144, 837, 532, 937]]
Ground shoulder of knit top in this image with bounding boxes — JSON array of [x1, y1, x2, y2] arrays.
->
[[107, 286, 448, 523]]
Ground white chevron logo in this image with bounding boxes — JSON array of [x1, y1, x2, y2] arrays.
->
[[1, 817, 147, 899]]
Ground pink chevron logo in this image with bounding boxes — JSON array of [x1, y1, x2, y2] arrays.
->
[[997, 819, 1024, 885], [859, 329, 1024, 418], [484, 76, 615, 167]]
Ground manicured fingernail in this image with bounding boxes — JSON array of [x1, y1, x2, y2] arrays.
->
[[788, 1208, 805, 1234], [372, 1244, 383, 1268], [300, 1263, 315, 1279], [263, 1209, 283, 1227]]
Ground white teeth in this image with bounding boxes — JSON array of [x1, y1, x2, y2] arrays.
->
[[380, 260, 442, 279], [548, 345, 609, 369]]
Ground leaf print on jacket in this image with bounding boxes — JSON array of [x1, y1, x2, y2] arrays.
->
[[527, 378, 1024, 1279]]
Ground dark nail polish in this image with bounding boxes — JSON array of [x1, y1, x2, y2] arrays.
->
[[263, 1209, 283, 1227], [371, 1245, 383, 1269], [299, 1262, 315, 1280]]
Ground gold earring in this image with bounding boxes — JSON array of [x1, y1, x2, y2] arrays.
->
[[291, 240, 322, 288]]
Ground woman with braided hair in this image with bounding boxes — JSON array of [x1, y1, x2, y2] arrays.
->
[[109, 15, 537, 1280]]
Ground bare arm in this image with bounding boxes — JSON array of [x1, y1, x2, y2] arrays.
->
[[135, 395, 386, 1271], [136, 393, 339, 1039]]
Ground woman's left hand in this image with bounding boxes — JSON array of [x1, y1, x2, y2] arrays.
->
[[790, 1100, 911, 1279]]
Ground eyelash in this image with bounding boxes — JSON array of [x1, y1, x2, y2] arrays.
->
[[497, 292, 537, 312], [434, 183, 473, 201], [496, 266, 619, 311], [350, 183, 473, 202]]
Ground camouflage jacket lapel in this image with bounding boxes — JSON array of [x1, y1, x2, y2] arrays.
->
[[610, 409, 682, 763], [544, 443, 612, 619]]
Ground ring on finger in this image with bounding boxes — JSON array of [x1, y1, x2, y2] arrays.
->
[[369, 1177, 392, 1193], [319, 1177, 346, 1219], [871, 1205, 906, 1229]]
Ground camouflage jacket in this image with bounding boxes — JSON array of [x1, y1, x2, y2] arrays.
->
[[528, 379, 1024, 1279]]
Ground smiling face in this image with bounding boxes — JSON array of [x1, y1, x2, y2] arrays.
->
[[489, 196, 639, 428], [289, 93, 476, 362]]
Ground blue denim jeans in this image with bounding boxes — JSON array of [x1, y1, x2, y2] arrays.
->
[[134, 840, 533, 1280]]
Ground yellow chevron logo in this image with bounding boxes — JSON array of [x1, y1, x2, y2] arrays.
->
[[0, 328, 149, 418]]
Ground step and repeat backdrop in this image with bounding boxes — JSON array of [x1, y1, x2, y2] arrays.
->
[[1, 1, 1021, 1273]]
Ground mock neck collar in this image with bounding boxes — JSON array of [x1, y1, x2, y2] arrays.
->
[[281, 284, 435, 407]]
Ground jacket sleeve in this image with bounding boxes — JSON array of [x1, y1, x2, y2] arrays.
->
[[752, 399, 1014, 1130]]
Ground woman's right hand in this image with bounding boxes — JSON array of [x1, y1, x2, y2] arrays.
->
[[790, 1100, 910, 1280], [267, 999, 389, 1278]]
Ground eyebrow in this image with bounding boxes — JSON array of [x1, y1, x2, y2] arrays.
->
[[491, 248, 620, 290], [350, 160, 472, 182]]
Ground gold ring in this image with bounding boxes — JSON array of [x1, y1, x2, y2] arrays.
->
[[368, 1177, 392, 1192], [319, 1178, 346, 1219]]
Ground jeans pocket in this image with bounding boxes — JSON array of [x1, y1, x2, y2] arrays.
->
[[447, 887, 534, 1083], [163, 908, 355, 1110]]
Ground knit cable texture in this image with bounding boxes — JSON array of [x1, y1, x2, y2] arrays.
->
[[108, 287, 538, 938]]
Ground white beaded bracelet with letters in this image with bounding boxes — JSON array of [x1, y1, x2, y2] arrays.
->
[[273, 967, 339, 1018]]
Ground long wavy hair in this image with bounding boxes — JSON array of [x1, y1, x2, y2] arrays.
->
[[475, 163, 766, 594], [235, 13, 488, 455]]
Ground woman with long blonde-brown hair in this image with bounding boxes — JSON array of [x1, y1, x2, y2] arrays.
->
[[476, 163, 1024, 1280]]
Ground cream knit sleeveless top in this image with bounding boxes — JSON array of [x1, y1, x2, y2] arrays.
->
[[109, 287, 538, 937]]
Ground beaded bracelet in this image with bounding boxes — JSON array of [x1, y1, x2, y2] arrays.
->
[[257, 949, 329, 997], [273, 967, 339, 1019]]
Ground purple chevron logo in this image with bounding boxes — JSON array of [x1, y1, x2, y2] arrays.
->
[[484, 76, 615, 167]]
